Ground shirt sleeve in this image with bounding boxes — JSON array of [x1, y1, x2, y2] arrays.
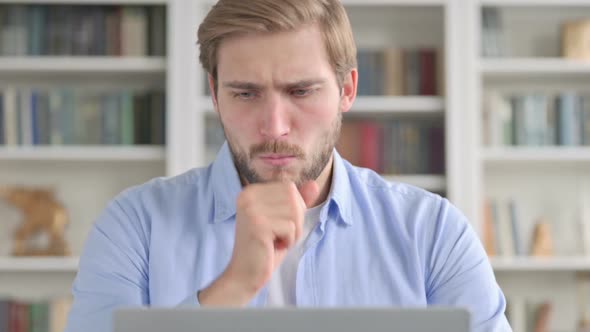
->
[[65, 197, 151, 332], [424, 198, 512, 332]]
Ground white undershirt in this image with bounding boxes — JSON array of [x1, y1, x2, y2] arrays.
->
[[265, 202, 325, 306]]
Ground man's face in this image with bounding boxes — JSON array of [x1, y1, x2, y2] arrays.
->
[[212, 24, 354, 185]]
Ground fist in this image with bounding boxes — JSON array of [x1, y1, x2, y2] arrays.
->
[[224, 181, 320, 298]]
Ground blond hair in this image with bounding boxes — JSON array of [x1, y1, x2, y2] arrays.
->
[[197, 0, 357, 91]]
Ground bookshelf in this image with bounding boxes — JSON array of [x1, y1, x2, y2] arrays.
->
[[0, 3, 175, 330], [469, 0, 590, 330]]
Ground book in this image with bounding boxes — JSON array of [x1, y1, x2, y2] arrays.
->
[[122, 6, 148, 56], [556, 92, 582, 146], [508, 199, 523, 256], [482, 199, 496, 256], [382, 48, 404, 96], [419, 49, 437, 96]]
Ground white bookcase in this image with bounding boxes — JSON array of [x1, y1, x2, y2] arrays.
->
[[5, 0, 590, 330], [0, 0, 171, 304], [467, 0, 590, 331]]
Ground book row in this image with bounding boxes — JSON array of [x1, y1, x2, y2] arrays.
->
[[0, 4, 166, 56], [0, 88, 166, 146], [356, 48, 442, 96], [0, 297, 71, 332], [484, 91, 590, 147], [337, 119, 445, 175]]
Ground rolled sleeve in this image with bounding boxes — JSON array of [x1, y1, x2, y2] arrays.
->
[[425, 199, 512, 332], [65, 198, 150, 332]]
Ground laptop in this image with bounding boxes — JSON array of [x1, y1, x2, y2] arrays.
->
[[113, 307, 470, 332]]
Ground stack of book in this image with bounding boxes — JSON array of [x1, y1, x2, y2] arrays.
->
[[482, 198, 525, 257], [0, 4, 166, 56], [356, 48, 442, 96], [0, 297, 71, 332], [484, 91, 590, 147], [337, 119, 445, 174], [0, 88, 166, 146]]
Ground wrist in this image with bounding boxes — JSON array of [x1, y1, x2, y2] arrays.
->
[[198, 269, 257, 307]]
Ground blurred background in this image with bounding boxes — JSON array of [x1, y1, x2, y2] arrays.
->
[[0, 0, 589, 331]]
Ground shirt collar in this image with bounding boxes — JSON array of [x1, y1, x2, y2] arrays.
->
[[210, 142, 354, 226], [211, 142, 243, 224]]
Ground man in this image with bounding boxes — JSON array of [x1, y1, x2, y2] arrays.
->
[[66, 0, 511, 331]]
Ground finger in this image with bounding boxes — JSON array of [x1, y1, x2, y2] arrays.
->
[[269, 218, 297, 251]]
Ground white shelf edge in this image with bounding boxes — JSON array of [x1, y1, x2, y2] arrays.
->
[[0, 257, 79, 272], [0, 146, 166, 161], [0, 57, 166, 73], [480, 58, 590, 75], [490, 256, 590, 271], [351, 96, 445, 113], [383, 174, 446, 191], [480, 0, 590, 6], [196, 96, 445, 114], [482, 147, 590, 162]]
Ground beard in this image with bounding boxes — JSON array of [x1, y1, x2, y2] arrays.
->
[[222, 111, 342, 186]]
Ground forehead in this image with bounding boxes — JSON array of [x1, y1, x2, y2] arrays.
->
[[216, 24, 335, 84]]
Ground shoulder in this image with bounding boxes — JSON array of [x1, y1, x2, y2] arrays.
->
[[116, 166, 210, 207], [344, 161, 446, 214], [343, 161, 470, 238]]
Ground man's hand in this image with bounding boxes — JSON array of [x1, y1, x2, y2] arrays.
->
[[197, 181, 320, 306]]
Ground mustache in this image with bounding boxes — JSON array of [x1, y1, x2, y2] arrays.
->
[[250, 141, 305, 158]]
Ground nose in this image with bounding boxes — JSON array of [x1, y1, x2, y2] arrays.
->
[[258, 93, 290, 140]]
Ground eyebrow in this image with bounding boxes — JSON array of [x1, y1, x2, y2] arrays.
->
[[222, 79, 326, 90]]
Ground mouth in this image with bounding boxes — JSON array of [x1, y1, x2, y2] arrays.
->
[[257, 154, 297, 167]]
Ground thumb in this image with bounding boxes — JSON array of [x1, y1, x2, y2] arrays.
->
[[298, 181, 320, 209]]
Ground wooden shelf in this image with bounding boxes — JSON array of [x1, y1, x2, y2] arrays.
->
[[491, 257, 590, 271], [383, 174, 446, 192], [197, 96, 445, 115], [480, 58, 590, 76], [0, 57, 166, 74], [482, 147, 590, 163], [0, 257, 79, 273], [0, 146, 166, 161]]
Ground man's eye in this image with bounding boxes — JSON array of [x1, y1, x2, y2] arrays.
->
[[233, 91, 256, 99], [291, 89, 311, 97]]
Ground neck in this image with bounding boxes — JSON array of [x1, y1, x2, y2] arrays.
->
[[308, 155, 334, 208]]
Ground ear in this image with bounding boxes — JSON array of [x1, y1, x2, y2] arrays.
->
[[339, 68, 357, 114], [208, 73, 219, 114]]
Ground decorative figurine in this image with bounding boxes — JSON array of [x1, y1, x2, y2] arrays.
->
[[0, 187, 70, 256], [531, 220, 553, 257]]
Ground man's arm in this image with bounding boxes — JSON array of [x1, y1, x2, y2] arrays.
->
[[65, 198, 150, 332], [424, 198, 512, 332]]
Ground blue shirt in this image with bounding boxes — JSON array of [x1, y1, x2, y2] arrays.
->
[[66, 142, 511, 332]]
